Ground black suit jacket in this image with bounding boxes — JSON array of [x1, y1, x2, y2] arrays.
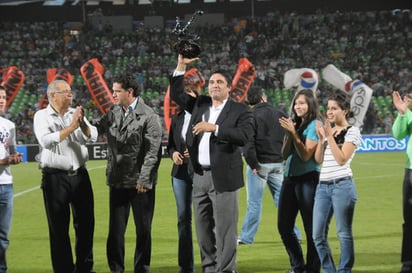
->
[[169, 74, 196, 112], [167, 110, 192, 181], [170, 73, 254, 192], [186, 97, 254, 192]]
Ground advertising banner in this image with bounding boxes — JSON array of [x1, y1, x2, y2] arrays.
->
[[357, 135, 407, 153], [17, 134, 407, 162]]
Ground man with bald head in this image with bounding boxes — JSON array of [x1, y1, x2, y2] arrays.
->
[[34, 80, 98, 273]]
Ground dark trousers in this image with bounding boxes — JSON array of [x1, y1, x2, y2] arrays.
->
[[278, 172, 320, 273], [107, 186, 155, 273], [41, 167, 95, 273], [402, 169, 412, 264]]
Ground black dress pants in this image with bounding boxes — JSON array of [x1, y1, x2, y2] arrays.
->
[[402, 169, 412, 265], [41, 167, 95, 273], [106, 186, 155, 273]]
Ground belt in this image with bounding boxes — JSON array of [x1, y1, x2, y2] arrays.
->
[[201, 165, 211, 171], [42, 166, 85, 177], [320, 176, 352, 185]]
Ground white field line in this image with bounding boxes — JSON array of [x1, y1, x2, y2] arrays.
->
[[13, 165, 106, 198], [13, 163, 399, 198]]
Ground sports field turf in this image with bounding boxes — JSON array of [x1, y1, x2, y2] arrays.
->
[[9, 152, 405, 273]]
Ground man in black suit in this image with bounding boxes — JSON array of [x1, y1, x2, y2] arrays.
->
[[170, 55, 254, 273]]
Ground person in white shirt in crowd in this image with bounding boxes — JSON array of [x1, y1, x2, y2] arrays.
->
[[0, 85, 23, 273]]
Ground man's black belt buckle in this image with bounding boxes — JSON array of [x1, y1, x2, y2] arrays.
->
[[67, 169, 78, 176], [319, 176, 351, 185], [43, 166, 82, 177]]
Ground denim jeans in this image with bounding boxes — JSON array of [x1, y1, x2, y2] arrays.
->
[[240, 164, 301, 244], [313, 179, 357, 273], [278, 172, 320, 273], [0, 184, 13, 273], [172, 177, 194, 273]]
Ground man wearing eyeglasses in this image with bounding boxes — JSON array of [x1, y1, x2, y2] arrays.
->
[[33, 80, 98, 273]]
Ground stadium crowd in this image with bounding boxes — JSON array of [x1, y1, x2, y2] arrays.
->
[[0, 8, 411, 144]]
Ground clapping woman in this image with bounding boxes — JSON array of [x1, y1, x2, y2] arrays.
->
[[313, 92, 362, 273]]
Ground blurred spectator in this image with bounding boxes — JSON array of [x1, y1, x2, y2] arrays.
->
[[0, 9, 411, 143]]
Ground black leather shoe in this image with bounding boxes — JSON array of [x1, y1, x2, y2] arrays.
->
[[400, 264, 412, 273]]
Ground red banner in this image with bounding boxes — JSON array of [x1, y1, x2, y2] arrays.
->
[[184, 68, 205, 88], [0, 66, 25, 107], [230, 58, 255, 103], [38, 68, 74, 109], [163, 85, 179, 134], [80, 58, 114, 114], [47, 68, 73, 85]]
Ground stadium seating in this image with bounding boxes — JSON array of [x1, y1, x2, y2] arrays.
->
[[1, 9, 411, 143]]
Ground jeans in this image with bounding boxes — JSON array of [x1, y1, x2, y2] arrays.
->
[[172, 177, 194, 273], [278, 172, 320, 273], [313, 179, 357, 273], [0, 184, 13, 273], [240, 164, 301, 244]]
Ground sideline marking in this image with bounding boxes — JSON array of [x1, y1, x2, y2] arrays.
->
[[14, 165, 398, 198], [13, 165, 106, 198], [14, 186, 40, 198]]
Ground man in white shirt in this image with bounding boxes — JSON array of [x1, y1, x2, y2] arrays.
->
[[170, 55, 254, 273], [0, 85, 22, 273], [33, 80, 98, 273]]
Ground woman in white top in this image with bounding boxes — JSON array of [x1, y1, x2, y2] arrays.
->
[[313, 92, 362, 273]]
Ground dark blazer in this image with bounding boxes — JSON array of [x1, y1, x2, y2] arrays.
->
[[170, 73, 254, 192], [167, 110, 192, 181], [186, 96, 254, 192], [169, 74, 196, 112]]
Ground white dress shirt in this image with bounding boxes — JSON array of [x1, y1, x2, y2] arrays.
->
[[198, 100, 227, 167], [125, 97, 138, 117], [33, 105, 98, 171], [182, 110, 192, 142]]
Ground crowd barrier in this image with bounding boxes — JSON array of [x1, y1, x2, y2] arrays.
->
[[16, 134, 407, 163]]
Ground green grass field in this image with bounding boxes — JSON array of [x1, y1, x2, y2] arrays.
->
[[8, 152, 406, 273]]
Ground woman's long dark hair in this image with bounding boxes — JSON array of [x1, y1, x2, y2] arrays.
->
[[328, 91, 353, 119], [290, 89, 321, 136]]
